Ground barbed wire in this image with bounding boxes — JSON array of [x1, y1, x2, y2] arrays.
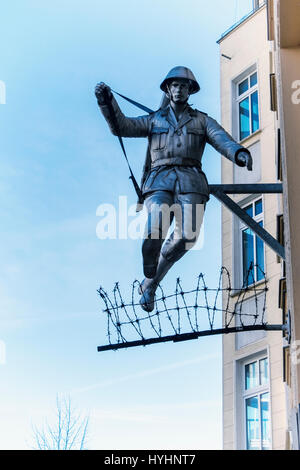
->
[[97, 263, 269, 351]]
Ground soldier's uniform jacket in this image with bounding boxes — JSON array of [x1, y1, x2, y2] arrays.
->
[[99, 95, 248, 202]]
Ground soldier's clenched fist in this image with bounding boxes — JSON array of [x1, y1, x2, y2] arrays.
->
[[236, 150, 253, 171], [95, 82, 112, 105]]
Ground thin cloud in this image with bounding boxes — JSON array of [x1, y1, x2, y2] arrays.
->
[[71, 352, 220, 394]]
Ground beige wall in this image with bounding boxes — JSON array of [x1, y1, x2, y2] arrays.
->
[[219, 5, 286, 449], [273, 0, 300, 437], [279, 48, 300, 408]]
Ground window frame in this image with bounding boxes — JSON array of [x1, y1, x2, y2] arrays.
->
[[242, 355, 272, 450], [235, 68, 260, 142], [239, 196, 265, 287]]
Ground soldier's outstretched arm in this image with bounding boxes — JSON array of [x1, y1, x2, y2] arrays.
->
[[205, 115, 252, 171], [95, 82, 151, 138]]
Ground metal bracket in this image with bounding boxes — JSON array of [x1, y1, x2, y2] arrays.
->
[[97, 324, 285, 352], [282, 309, 292, 344], [209, 183, 285, 260]]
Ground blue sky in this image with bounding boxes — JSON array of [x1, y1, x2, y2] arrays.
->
[[0, 0, 253, 450]]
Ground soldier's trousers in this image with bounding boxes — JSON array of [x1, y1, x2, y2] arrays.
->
[[142, 182, 206, 268]]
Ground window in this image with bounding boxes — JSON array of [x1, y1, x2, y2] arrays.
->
[[236, 71, 260, 141], [243, 357, 271, 450], [283, 346, 291, 387], [235, 351, 271, 449], [277, 129, 282, 181], [270, 73, 277, 112], [241, 198, 265, 286]]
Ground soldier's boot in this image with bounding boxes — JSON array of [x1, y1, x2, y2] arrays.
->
[[142, 239, 162, 279], [139, 254, 174, 312], [139, 282, 158, 313]]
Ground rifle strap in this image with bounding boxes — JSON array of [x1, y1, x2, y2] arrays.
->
[[111, 89, 154, 114], [105, 92, 149, 203], [106, 90, 155, 203]]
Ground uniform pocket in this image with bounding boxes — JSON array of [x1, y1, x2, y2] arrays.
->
[[187, 128, 205, 148], [151, 127, 169, 150]]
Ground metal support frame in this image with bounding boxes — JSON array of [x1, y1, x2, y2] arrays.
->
[[98, 324, 285, 352], [209, 183, 285, 260], [97, 183, 287, 353]]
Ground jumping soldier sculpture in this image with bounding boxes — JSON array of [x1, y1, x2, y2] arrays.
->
[[95, 66, 252, 312]]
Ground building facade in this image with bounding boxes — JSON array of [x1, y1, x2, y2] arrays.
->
[[218, 0, 289, 450], [270, 0, 300, 450]]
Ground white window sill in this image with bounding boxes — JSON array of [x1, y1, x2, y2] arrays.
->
[[230, 277, 268, 298], [238, 128, 262, 146]]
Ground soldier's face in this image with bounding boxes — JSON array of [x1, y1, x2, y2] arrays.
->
[[168, 79, 190, 103]]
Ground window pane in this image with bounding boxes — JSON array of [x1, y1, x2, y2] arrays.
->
[[256, 221, 265, 281], [260, 393, 271, 450], [245, 361, 258, 390], [244, 204, 253, 217], [239, 97, 250, 140], [243, 228, 254, 285], [246, 396, 260, 450], [250, 72, 258, 87], [239, 78, 249, 96], [255, 199, 263, 216], [259, 358, 269, 386], [251, 91, 259, 133]]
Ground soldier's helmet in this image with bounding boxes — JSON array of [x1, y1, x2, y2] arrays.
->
[[160, 66, 200, 94]]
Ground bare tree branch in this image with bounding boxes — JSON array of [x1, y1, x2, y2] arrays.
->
[[31, 395, 90, 450]]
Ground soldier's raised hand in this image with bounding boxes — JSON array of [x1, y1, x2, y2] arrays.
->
[[95, 82, 112, 105], [236, 150, 253, 171]]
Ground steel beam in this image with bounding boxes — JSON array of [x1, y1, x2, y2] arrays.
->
[[97, 324, 284, 352], [209, 183, 283, 194], [212, 189, 285, 260]]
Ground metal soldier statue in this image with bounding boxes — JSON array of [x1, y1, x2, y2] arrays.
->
[[95, 66, 252, 312]]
